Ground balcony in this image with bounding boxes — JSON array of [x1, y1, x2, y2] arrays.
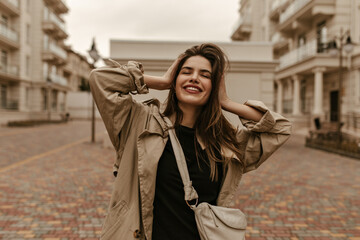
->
[[0, 0, 20, 16], [43, 42, 67, 65], [44, 0, 69, 14], [269, 0, 289, 20], [271, 32, 288, 50], [43, 11, 68, 39], [0, 64, 20, 82], [278, 0, 335, 33], [0, 24, 19, 49], [279, 39, 317, 69], [49, 73, 68, 86], [231, 14, 252, 40]]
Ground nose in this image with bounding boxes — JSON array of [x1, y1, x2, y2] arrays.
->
[[189, 72, 199, 83]]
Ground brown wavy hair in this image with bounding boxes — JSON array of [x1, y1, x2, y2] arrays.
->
[[162, 43, 244, 181]]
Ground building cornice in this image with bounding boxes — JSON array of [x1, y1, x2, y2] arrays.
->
[[111, 58, 278, 73]]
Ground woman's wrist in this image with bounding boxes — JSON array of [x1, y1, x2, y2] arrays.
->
[[144, 75, 170, 90]]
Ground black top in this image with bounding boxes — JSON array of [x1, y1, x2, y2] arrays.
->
[[152, 125, 223, 240]]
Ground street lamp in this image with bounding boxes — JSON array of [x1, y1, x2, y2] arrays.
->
[[328, 29, 354, 142], [88, 38, 101, 143]]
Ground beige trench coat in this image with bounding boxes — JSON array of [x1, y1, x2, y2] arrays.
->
[[89, 61, 292, 240]]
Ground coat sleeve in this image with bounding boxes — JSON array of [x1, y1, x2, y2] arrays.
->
[[89, 60, 149, 152], [236, 100, 292, 173]]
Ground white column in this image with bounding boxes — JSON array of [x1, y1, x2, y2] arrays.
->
[[276, 79, 283, 114], [292, 75, 301, 115], [312, 67, 326, 115]]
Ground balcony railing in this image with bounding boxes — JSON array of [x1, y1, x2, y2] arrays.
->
[[49, 74, 67, 86], [0, 24, 18, 42], [46, 42, 67, 59], [5, 0, 19, 8], [232, 14, 251, 33], [280, 0, 311, 23], [279, 39, 317, 69], [0, 64, 19, 76], [271, 0, 288, 12], [271, 32, 286, 43], [44, 9, 66, 33]]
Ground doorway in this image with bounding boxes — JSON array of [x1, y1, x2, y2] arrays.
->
[[330, 90, 339, 122]]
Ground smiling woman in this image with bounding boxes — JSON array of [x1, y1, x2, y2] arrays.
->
[[89, 43, 292, 240]]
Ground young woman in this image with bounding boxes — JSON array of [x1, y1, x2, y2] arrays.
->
[[89, 43, 291, 240]]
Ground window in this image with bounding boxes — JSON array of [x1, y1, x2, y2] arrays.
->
[[43, 6, 49, 20], [317, 21, 327, 53], [298, 34, 306, 47], [0, 84, 7, 109], [26, 24, 31, 44], [51, 90, 57, 111], [43, 63, 49, 80], [43, 34, 49, 50], [42, 88, 48, 111], [25, 87, 30, 108], [26, 56, 30, 76], [1, 50, 8, 72], [0, 15, 8, 28]]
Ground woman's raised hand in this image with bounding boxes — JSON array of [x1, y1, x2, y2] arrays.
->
[[144, 57, 181, 90], [219, 74, 230, 109]]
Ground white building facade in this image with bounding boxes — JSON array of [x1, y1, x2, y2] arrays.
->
[[233, 0, 360, 133], [0, 0, 92, 125]]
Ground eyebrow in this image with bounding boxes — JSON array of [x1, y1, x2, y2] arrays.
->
[[181, 66, 212, 75]]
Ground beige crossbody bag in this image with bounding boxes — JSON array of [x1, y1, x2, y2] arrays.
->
[[165, 118, 247, 240]]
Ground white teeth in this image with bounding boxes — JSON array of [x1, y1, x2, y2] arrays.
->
[[186, 87, 200, 92]]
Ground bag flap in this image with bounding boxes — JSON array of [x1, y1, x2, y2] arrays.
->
[[208, 205, 247, 229]]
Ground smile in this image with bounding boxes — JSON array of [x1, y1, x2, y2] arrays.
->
[[184, 86, 202, 93]]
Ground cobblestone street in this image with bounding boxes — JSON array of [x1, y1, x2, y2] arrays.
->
[[0, 121, 359, 239]]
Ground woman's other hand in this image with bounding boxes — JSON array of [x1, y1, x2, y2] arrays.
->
[[219, 74, 230, 109], [144, 58, 180, 90]]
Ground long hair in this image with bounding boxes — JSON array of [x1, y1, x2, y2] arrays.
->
[[162, 43, 245, 181]]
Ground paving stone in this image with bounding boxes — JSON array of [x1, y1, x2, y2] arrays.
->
[[0, 123, 359, 239]]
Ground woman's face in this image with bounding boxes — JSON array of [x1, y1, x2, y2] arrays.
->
[[175, 55, 212, 110]]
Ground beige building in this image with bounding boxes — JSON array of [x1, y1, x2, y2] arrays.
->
[[0, 0, 92, 125], [232, 0, 360, 133], [64, 48, 93, 92], [110, 40, 277, 126]]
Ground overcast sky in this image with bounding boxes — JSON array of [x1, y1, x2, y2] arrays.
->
[[64, 0, 240, 59]]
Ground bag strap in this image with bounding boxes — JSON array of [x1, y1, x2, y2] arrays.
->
[[164, 117, 199, 204]]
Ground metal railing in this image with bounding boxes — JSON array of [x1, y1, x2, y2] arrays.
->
[[346, 113, 360, 130], [0, 24, 18, 42], [46, 42, 67, 59], [280, 0, 311, 23], [0, 64, 19, 76], [44, 9, 66, 32], [49, 73, 68, 86], [279, 39, 317, 69]]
